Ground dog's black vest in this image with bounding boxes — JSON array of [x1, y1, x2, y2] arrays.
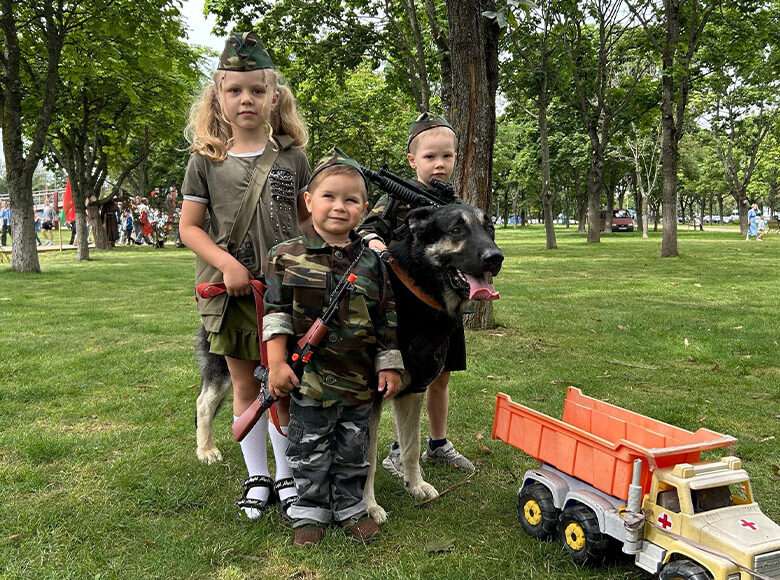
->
[[388, 268, 459, 396]]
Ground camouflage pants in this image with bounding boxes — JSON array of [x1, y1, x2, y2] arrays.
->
[[286, 394, 371, 525]]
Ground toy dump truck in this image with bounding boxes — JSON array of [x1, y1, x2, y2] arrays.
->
[[492, 387, 780, 580]]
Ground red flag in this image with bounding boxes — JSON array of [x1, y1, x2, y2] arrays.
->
[[64, 180, 75, 222]]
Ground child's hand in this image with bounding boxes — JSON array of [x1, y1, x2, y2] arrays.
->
[[368, 239, 387, 253], [223, 261, 252, 296], [269, 363, 299, 399], [378, 370, 402, 399]]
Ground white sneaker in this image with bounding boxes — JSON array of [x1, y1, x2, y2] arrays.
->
[[421, 440, 475, 472]]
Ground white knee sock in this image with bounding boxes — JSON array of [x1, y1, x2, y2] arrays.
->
[[269, 423, 296, 502], [235, 414, 270, 519]]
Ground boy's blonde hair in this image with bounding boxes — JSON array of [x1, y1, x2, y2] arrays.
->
[[186, 69, 308, 162], [408, 125, 457, 154]]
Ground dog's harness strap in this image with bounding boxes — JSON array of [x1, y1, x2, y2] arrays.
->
[[385, 259, 444, 311]]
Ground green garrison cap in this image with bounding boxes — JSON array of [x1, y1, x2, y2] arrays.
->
[[308, 148, 367, 189], [407, 112, 455, 150], [218, 31, 274, 71]]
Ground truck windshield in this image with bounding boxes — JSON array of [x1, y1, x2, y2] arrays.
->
[[691, 482, 751, 513]]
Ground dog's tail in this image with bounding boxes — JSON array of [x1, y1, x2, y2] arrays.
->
[[194, 325, 230, 427]]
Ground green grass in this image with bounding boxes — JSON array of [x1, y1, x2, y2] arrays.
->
[[1, 227, 778, 580]]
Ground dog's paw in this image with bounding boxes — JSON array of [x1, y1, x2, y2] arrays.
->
[[367, 503, 388, 524], [196, 446, 223, 465], [406, 480, 438, 500]]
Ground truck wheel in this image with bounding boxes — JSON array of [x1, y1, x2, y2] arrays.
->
[[659, 560, 713, 580], [558, 504, 609, 565], [517, 483, 558, 540]]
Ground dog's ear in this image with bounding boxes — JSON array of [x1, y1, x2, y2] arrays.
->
[[405, 206, 436, 236]]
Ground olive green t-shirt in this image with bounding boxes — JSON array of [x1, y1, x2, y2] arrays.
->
[[182, 136, 311, 331]]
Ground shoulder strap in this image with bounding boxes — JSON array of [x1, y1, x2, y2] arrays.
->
[[226, 141, 280, 253]]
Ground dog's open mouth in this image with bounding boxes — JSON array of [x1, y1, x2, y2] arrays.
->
[[448, 267, 500, 300]]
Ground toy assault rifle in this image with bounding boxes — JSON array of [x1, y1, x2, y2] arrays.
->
[[232, 270, 359, 441], [360, 164, 456, 216]]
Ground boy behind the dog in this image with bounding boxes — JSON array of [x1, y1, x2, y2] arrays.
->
[[358, 112, 474, 478], [263, 148, 403, 547]]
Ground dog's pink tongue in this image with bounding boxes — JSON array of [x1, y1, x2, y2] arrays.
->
[[464, 274, 499, 300]]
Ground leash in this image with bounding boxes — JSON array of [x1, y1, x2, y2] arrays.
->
[[384, 256, 444, 311], [196, 280, 284, 435]]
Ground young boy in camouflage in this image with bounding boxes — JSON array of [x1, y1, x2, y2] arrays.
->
[[264, 149, 403, 547], [358, 112, 475, 477]]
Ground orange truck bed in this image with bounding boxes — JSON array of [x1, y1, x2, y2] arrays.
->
[[492, 387, 736, 500]]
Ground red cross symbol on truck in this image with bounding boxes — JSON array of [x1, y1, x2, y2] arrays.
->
[[740, 519, 757, 530], [658, 513, 672, 529]]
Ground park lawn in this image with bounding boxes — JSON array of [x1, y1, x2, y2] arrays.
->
[[0, 227, 777, 580]]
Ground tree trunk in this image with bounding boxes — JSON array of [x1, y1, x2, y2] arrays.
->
[[88, 204, 110, 249], [5, 172, 40, 272], [737, 192, 748, 235], [573, 167, 586, 233], [539, 98, 557, 249], [586, 158, 602, 243], [659, 71, 678, 256], [446, 0, 499, 330]]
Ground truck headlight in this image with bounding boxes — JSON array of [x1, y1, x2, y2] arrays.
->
[[727, 574, 740, 580]]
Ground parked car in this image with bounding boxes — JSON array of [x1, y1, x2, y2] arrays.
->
[[600, 209, 634, 232]]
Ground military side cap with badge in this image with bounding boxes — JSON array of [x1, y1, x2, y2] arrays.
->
[[407, 112, 455, 151], [218, 31, 275, 71], [308, 148, 367, 189]]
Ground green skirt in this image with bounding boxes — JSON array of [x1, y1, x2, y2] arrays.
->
[[208, 295, 261, 361]]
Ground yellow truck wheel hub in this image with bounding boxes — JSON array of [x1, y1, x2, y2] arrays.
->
[[523, 500, 542, 526], [564, 522, 586, 551]]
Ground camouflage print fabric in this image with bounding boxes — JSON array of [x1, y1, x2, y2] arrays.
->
[[263, 225, 403, 407], [286, 395, 373, 525], [308, 147, 367, 189], [356, 193, 410, 245], [218, 31, 274, 71], [407, 111, 455, 151]]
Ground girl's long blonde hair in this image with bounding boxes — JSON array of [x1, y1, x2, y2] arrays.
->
[[185, 69, 308, 162]]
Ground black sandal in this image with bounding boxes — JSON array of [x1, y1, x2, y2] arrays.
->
[[274, 477, 298, 521], [236, 475, 274, 519]]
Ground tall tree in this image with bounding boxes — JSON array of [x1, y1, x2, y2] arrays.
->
[[492, 0, 562, 249], [45, 0, 202, 260], [698, 1, 779, 235], [561, 0, 653, 244], [445, 0, 500, 329], [626, 0, 719, 257], [0, 0, 81, 272], [625, 121, 661, 238]]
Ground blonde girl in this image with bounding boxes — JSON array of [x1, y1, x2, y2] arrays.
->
[[180, 32, 311, 520]]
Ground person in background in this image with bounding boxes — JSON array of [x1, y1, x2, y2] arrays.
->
[[746, 203, 759, 241], [34, 210, 43, 246], [41, 197, 57, 246], [1, 200, 11, 247]]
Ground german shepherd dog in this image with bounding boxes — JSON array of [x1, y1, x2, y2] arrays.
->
[[194, 203, 503, 523]]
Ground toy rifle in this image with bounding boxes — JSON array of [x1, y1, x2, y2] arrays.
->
[[232, 266, 361, 441], [359, 164, 456, 216]]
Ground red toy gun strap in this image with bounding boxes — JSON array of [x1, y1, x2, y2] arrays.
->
[[195, 280, 268, 366]]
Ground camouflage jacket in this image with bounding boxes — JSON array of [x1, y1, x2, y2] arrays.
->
[[263, 225, 404, 407], [357, 194, 409, 246], [358, 185, 463, 245]]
